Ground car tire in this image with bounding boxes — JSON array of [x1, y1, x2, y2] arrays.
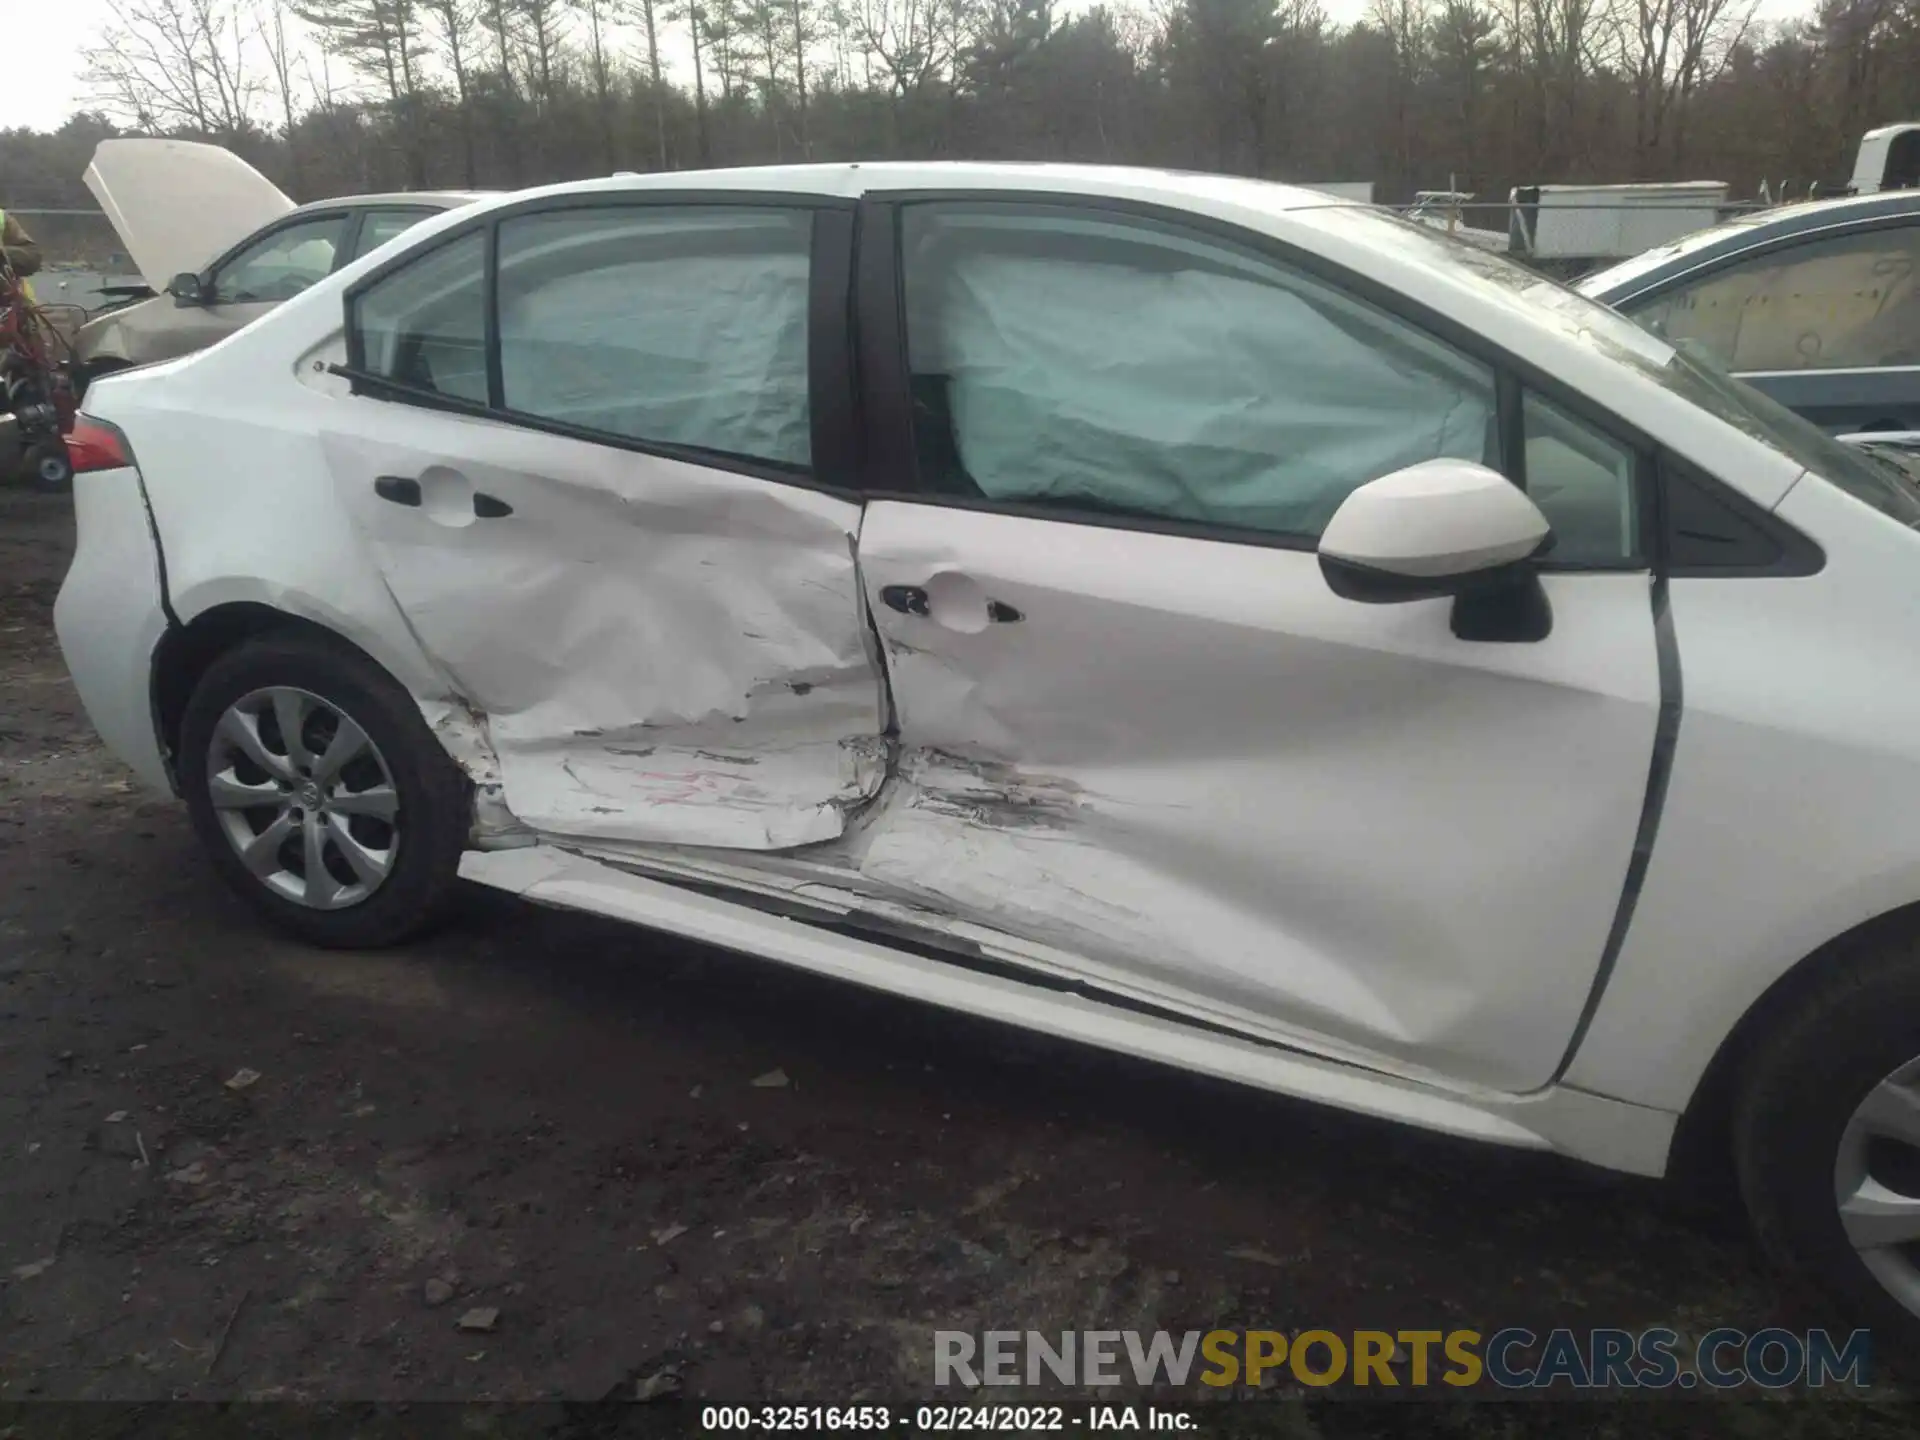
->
[[27, 441, 73, 494], [1734, 937, 1920, 1351], [177, 630, 470, 948]]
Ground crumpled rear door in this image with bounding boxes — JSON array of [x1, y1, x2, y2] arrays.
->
[[325, 196, 887, 850], [327, 411, 887, 849]]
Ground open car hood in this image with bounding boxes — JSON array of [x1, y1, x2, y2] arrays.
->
[[84, 138, 294, 290]]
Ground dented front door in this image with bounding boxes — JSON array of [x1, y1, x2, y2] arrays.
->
[[839, 195, 1660, 1092], [851, 504, 1659, 1093]]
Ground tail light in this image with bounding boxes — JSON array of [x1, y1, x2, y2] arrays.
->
[[65, 415, 133, 474]]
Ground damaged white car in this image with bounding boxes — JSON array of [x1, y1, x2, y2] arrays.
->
[[53, 164, 1920, 1343]]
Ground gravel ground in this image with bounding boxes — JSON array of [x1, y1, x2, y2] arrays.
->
[[0, 489, 1912, 1435]]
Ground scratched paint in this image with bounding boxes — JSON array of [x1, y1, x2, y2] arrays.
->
[[321, 414, 887, 849]]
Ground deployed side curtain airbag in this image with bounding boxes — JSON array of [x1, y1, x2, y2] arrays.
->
[[909, 213, 1495, 537], [497, 208, 812, 468]]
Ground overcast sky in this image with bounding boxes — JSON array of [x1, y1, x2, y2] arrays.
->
[[3, 0, 1819, 137]]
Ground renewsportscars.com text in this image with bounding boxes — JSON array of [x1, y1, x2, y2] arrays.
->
[[932, 1327, 1873, 1390]]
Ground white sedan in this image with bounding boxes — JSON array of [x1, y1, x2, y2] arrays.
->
[[52, 163, 1920, 1345]]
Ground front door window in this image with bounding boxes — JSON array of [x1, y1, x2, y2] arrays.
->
[[212, 214, 350, 304]]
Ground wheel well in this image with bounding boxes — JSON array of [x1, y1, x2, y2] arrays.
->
[[150, 604, 367, 774], [74, 355, 131, 400], [1667, 898, 1920, 1198]]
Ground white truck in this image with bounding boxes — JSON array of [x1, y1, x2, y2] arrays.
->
[[1849, 122, 1920, 194]]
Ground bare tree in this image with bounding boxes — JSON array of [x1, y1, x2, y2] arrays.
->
[[293, 0, 429, 183], [1515, 0, 1604, 171], [479, 0, 522, 96], [630, 0, 671, 166], [706, 1, 743, 102], [853, 0, 969, 103], [575, 0, 621, 167], [515, 0, 571, 108], [1159, 0, 1282, 175], [1369, 0, 1431, 189], [736, 0, 789, 153], [259, 0, 308, 186], [791, 0, 816, 155], [293, 0, 424, 104], [84, 0, 258, 136], [1606, 0, 1754, 170], [46, 0, 1920, 217], [1430, 0, 1501, 176], [664, 0, 714, 161], [424, 0, 484, 182]]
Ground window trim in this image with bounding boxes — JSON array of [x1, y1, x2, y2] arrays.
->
[[340, 190, 861, 497], [859, 189, 1656, 570], [1656, 449, 1825, 578]]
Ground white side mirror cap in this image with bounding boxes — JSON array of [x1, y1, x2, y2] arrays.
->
[[1319, 459, 1549, 597]]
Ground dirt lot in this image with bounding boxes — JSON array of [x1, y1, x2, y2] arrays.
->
[[0, 490, 1912, 1432]]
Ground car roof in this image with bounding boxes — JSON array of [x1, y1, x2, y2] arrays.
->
[[292, 190, 494, 214], [499, 161, 1355, 212], [1581, 187, 1920, 300], [1767, 187, 1920, 223]]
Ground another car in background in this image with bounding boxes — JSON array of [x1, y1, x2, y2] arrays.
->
[[71, 138, 482, 393], [1579, 189, 1920, 432]]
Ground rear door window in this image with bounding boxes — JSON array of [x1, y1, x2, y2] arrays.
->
[[494, 206, 813, 468], [349, 230, 488, 404], [351, 207, 440, 262], [345, 203, 818, 472]]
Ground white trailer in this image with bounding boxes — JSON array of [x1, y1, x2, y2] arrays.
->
[[1508, 181, 1730, 265]]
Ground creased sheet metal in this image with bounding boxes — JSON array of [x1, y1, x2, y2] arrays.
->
[[324, 410, 883, 849], [849, 501, 1661, 1091]]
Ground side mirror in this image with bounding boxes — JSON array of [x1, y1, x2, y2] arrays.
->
[[1318, 459, 1554, 641], [167, 272, 206, 305]]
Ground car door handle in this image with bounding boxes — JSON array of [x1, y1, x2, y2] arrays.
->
[[373, 475, 421, 506], [879, 585, 930, 617], [880, 583, 1023, 624]]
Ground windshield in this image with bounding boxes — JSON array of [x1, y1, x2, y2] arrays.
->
[[1313, 205, 1920, 529], [1657, 342, 1920, 527]]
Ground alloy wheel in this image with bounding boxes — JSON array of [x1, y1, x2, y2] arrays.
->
[[1835, 1054, 1920, 1319], [204, 686, 400, 910]]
